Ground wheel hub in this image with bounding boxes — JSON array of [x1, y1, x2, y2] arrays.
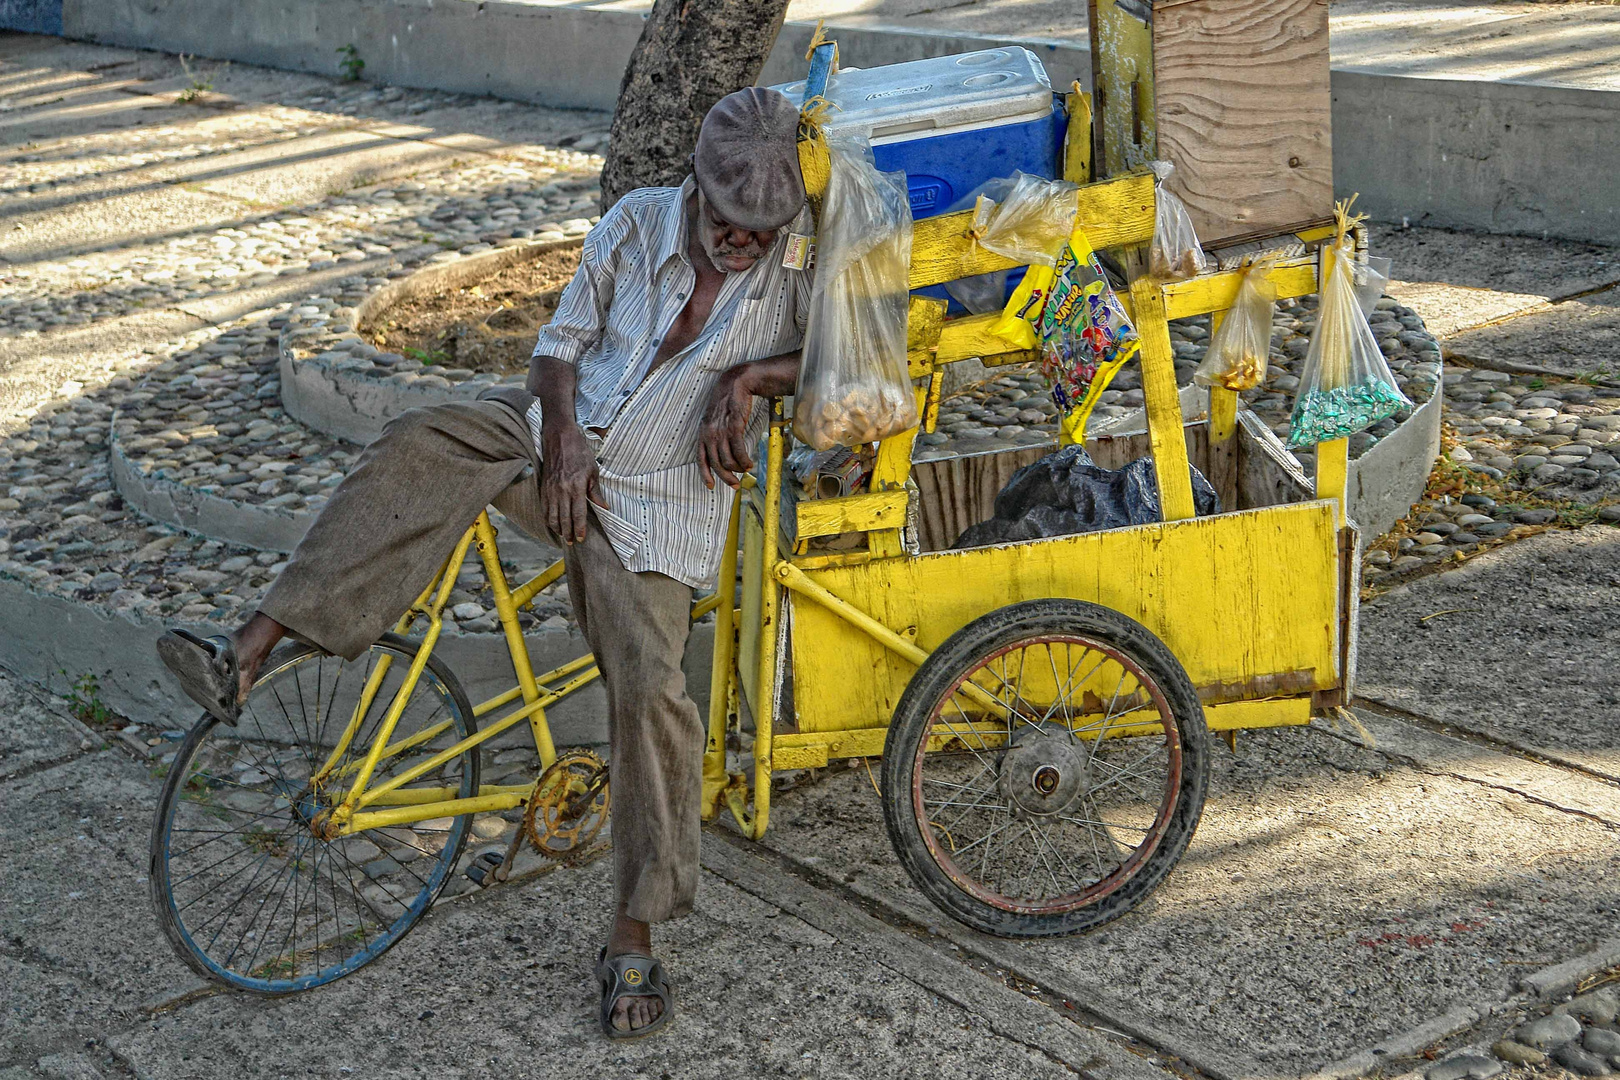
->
[[998, 729, 1087, 820]]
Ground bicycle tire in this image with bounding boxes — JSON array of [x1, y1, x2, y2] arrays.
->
[[881, 599, 1209, 938], [150, 632, 479, 993]]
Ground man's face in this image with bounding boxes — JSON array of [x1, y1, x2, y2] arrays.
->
[[696, 189, 778, 273]]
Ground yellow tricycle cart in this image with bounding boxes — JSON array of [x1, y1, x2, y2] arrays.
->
[[699, 40, 1360, 938]]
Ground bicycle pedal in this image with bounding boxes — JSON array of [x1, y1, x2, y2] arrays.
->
[[465, 848, 505, 888]]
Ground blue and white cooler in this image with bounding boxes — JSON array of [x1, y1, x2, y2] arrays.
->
[[771, 47, 1067, 311]]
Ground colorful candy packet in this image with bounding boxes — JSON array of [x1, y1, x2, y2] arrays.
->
[[991, 226, 1142, 443]]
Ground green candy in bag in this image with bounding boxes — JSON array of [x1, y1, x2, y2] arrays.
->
[[1287, 199, 1411, 449]]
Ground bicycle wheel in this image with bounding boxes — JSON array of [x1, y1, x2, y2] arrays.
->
[[150, 632, 479, 993], [881, 599, 1208, 938]]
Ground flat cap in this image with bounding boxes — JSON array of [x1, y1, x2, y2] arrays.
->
[[694, 87, 805, 233]]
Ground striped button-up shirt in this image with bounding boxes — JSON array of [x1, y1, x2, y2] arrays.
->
[[526, 177, 812, 589]]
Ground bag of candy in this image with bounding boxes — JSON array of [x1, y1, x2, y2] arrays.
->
[[1287, 200, 1411, 448], [991, 226, 1142, 441], [1148, 161, 1209, 280], [1193, 257, 1278, 392]]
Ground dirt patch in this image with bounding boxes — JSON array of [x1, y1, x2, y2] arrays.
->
[[367, 246, 582, 376]]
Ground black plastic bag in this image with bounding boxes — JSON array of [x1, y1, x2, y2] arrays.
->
[[953, 446, 1219, 549]]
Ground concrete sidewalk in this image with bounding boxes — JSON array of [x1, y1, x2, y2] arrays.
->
[[0, 672, 1180, 1080]]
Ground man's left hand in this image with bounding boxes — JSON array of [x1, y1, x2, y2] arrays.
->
[[698, 367, 756, 490]]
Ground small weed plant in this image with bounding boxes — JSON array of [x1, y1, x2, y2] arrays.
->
[[177, 54, 213, 104], [337, 45, 365, 82], [404, 346, 450, 366], [62, 671, 116, 727]]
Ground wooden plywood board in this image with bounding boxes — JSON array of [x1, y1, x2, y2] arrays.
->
[[1152, 0, 1333, 245]]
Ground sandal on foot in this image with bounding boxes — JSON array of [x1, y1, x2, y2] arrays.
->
[[596, 947, 673, 1040], [156, 629, 241, 726]]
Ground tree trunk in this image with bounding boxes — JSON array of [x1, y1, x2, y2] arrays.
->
[[599, 0, 793, 212]]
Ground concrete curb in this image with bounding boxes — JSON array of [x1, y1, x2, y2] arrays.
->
[[0, 567, 714, 744], [279, 238, 582, 444], [108, 412, 314, 554], [1519, 937, 1620, 1000], [61, 0, 1620, 244], [1307, 932, 1620, 1080]]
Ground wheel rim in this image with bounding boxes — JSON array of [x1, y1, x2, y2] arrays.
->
[[910, 633, 1183, 916], [154, 644, 474, 992]]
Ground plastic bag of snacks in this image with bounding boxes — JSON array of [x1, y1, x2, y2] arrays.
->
[[992, 226, 1142, 441], [1148, 161, 1209, 280], [1287, 200, 1411, 448], [967, 172, 1081, 266], [794, 133, 918, 451], [1193, 257, 1278, 392]]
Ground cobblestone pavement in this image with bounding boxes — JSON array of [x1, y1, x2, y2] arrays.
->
[[2, 34, 1620, 1080]]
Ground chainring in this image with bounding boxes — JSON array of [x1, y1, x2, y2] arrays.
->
[[522, 748, 610, 863]]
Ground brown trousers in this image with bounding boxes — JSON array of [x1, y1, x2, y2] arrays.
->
[[260, 397, 703, 923]]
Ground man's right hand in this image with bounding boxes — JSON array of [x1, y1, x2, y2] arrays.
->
[[541, 420, 606, 545]]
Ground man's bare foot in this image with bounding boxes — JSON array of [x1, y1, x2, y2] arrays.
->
[[605, 907, 664, 1034], [230, 612, 286, 704]]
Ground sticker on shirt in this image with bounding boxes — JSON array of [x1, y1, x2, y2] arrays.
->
[[782, 233, 815, 272]]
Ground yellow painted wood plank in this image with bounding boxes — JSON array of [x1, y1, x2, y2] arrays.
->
[[1064, 86, 1093, 184], [907, 295, 947, 350], [1204, 697, 1313, 731], [871, 383, 930, 490], [1090, 0, 1156, 176], [772, 743, 830, 770], [789, 501, 1342, 733], [1316, 437, 1350, 527], [1130, 276, 1197, 521], [796, 489, 909, 540], [923, 370, 943, 433], [905, 295, 947, 378], [907, 173, 1156, 290], [1157, 257, 1318, 319], [771, 696, 1308, 764], [773, 728, 886, 760]]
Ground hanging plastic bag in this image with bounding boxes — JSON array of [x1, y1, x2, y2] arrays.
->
[[794, 132, 918, 451], [1193, 257, 1278, 392], [967, 172, 1080, 267], [1148, 161, 1209, 281], [991, 227, 1141, 441], [1287, 200, 1411, 448], [1352, 254, 1392, 318]]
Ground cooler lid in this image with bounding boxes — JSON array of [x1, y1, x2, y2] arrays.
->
[[769, 47, 1053, 143]]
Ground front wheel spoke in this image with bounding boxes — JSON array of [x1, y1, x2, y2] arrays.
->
[[1026, 824, 1065, 897], [1033, 824, 1088, 893], [948, 813, 1015, 862]]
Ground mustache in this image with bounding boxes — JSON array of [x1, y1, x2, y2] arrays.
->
[[711, 238, 767, 259]]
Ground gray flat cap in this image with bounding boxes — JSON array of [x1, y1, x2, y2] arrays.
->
[[694, 87, 805, 233]]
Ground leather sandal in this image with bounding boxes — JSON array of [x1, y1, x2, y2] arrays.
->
[[156, 629, 241, 726], [596, 947, 673, 1040]]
